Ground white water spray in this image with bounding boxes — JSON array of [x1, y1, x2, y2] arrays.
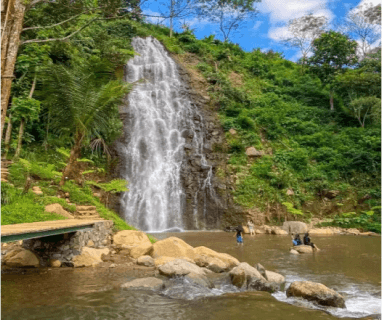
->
[[119, 37, 214, 231]]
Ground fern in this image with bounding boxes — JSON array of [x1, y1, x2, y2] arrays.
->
[[86, 179, 128, 193], [282, 202, 304, 216], [56, 148, 70, 159]]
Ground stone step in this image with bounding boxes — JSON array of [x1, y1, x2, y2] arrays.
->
[[1, 173, 8, 179], [77, 210, 97, 216], [1, 179, 8, 183], [74, 215, 102, 220], [76, 206, 97, 211]]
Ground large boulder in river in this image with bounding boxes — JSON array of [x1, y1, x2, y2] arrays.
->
[[152, 237, 196, 261], [72, 247, 109, 267], [158, 258, 207, 277], [4, 248, 40, 267], [229, 262, 267, 288], [271, 227, 288, 235], [121, 277, 164, 291], [154, 256, 194, 267], [137, 255, 155, 267], [286, 281, 346, 308], [265, 270, 285, 285], [194, 255, 228, 273], [129, 243, 153, 259], [282, 221, 308, 234], [294, 245, 314, 254], [194, 246, 239, 269], [113, 230, 151, 248]]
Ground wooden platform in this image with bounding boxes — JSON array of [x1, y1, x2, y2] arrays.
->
[[1, 219, 110, 243]]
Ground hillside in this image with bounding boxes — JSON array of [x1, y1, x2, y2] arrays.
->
[[2, 15, 381, 232]]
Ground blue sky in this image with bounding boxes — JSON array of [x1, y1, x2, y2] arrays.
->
[[142, 0, 381, 61]]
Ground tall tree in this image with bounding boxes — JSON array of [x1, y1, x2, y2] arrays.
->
[[309, 31, 358, 111], [197, 0, 259, 41], [0, 0, 138, 141], [283, 14, 328, 65], [342, 2, 381, 58], [40, 63, 130, 185]]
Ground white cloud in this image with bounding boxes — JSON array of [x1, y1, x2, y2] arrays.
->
[[142, 9, 167, 25], [258, 0, 334, 23], [253, 21, 263, 30]]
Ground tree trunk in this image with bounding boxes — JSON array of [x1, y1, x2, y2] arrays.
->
[[329, 90, 334, 111], [1, 0, 26, 140], [4, 113, 12, 158], [60, 132, 83, 186], [14, 118, 24, 158], [169, 0, 174, 37]]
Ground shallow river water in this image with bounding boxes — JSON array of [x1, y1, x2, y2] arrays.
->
[[2, 233, 381, 320]]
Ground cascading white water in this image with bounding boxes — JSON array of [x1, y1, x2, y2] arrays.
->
[[120, 37, 213, 232]]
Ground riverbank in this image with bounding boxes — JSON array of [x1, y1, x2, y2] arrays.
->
[[2, 231, 380, 320]]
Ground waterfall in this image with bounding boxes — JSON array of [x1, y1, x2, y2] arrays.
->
[[119, 37, 213, 232]]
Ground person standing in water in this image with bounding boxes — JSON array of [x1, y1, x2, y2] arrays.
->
[[247, 219, 255, 236], [234, 226, 244, 246]]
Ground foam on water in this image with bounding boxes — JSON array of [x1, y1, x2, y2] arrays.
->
[[272, 275, 381, 318]]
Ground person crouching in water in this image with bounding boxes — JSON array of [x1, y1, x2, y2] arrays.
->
[[292, 233, 302, 246], [303, 232, 319, 251], [234, 226, 244, 246]]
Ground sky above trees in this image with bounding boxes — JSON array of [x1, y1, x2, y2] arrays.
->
[[142, 0, 381, 61]]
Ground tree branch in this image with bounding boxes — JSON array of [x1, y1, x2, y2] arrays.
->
[[22, 12, 87, 32]]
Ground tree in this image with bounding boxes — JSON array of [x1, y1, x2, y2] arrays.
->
[[197, 0, 259, 41], [342, 2, 381, 58], [0, 0, 139, 140], [309, 31, 358, 111], [283, 14, 328, 66], [40, 62, 130, 185], [347, 96, 381, 128]]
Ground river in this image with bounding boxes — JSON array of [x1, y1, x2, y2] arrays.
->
[[2, 233, 380, 319]]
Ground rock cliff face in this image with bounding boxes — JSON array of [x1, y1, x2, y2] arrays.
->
[[113, 37, 236, 230]]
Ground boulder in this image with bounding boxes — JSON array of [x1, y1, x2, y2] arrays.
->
[[271, 227, 288, 235], [152, 237, 196, 261], [346, 228, 360, 235], [243, 226, 249, 234], [4, 248, 40, 267], [255, 229, 265, 234], [129, 243, 153, 259], [282, 221, 308, 234], [194, 246, 239, 269], [72, 247, 109, 267], [247, 278, 279, 293], [246, 147, 263, 158], [184, 272, 212, 288], [286, 281, 346, 308], [121, 277, 164, 291], [265, 270, 285, 285], [158, 259, 207, 277], [294, 245, 314, 254], [113, 230, 152, 248], [49, 259, 61, 268], [229, 128, 237, 135], [137, 255, 155, 267], [194, 255, 228, 273], [255, 263, 267, 279], [286, 189, 294, 196], [154, 256, 195, 267], [308, 228, 335, 235], [290, 249, 299, 255], [45, 203, 74, 219], [229, 262, 267, 288]]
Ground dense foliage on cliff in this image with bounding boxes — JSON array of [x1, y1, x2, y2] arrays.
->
[[3, 6, 380, 232]]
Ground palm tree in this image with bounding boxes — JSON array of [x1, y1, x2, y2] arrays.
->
[[41, 62, 130, 185]]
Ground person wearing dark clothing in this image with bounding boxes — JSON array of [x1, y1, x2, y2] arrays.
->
[[234, 226, 244, 246], [292, 234, 302, 246], [303, 232, 319, 250]]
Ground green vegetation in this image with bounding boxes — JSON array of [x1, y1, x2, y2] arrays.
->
[[2, 5, 380, 233]]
